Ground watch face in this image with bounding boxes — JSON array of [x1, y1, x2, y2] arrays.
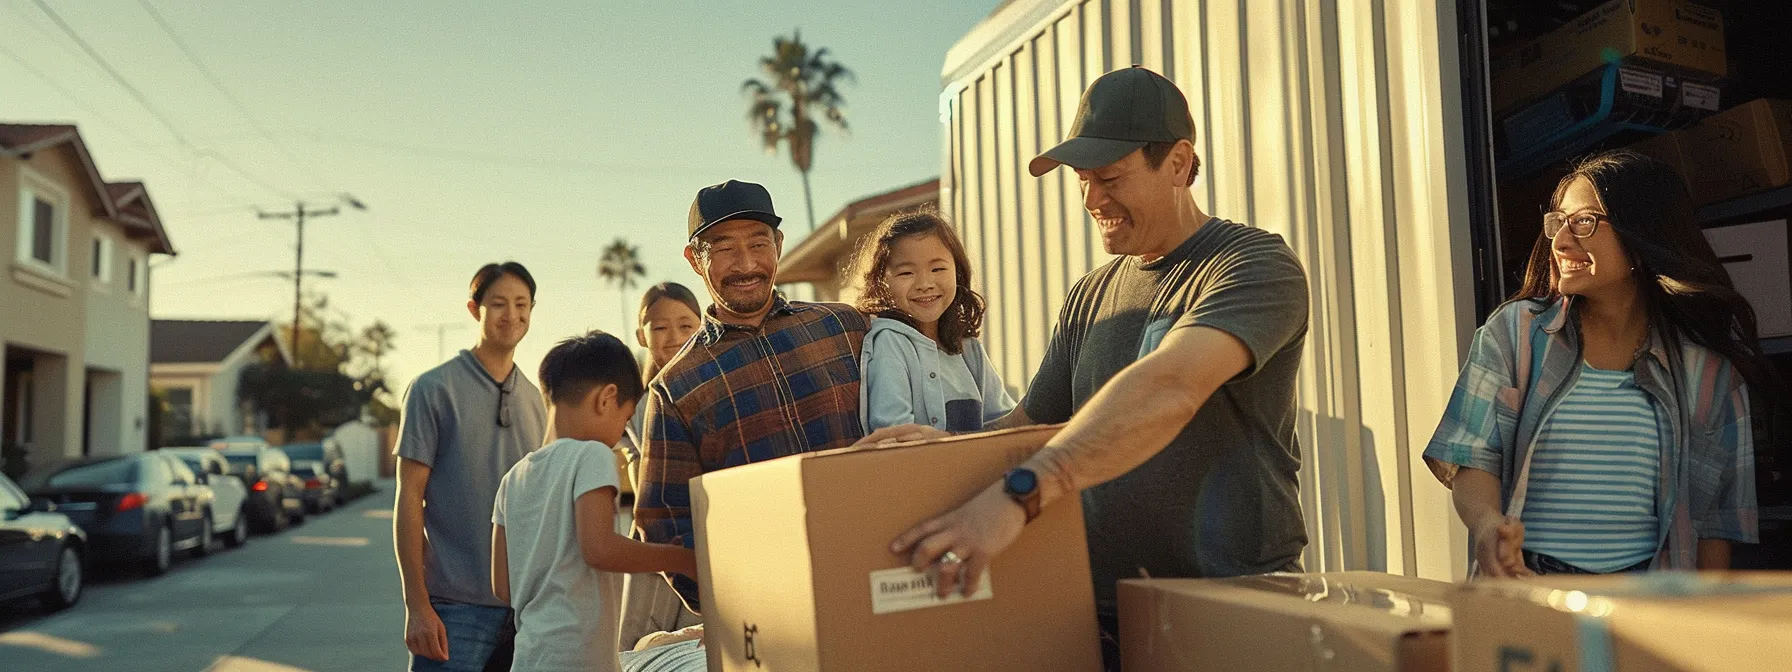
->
[[1007, 468, 1038, 495]]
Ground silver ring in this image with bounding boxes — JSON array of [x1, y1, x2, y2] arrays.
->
[[939, 551, 964, 565]]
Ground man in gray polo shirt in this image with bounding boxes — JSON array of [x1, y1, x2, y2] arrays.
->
[[892, 68, 1310, 672], [395, 262, 549, 672]]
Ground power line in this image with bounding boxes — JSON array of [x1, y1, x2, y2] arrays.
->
[[0, 40, 253, 205], [31, 0, 191, 148], [30, 0, 300, 200], [134, 0, 335, 194]]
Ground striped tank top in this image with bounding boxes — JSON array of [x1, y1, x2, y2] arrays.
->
[[1521, 362, 1662, 572]]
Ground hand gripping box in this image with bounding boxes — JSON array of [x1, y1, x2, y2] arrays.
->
[[691, 425, 1102, 671]]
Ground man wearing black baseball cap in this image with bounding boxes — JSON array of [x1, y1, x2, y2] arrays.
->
[[635, 179, 937, 614], [894, 66, 1312, 670]]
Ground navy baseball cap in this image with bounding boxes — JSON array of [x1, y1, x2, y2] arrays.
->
[[1029, 66, 1195, 177], [688, 180, 782, 240]]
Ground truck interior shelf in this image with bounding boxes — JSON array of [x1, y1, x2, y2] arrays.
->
[[1698, 183, 1792, 226], [1496, 62, 1716, 180]]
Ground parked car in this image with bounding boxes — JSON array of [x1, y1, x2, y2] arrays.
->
[[290, 462, 339, 514], [208, 435, 272, 452], [164, 448, 251, 548], [216, 447, 306, 531], [21, 452, 215, 576], [0, 472, 84, 610], [279, 441, 349, 495]]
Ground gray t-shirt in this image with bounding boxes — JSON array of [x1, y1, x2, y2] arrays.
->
[[396, 349, 548, 607], [494, 438, 624, 672], [1024, 218, 1309, 615]]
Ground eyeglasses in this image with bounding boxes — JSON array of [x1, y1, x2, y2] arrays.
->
[[1543, 211, 1609, 239], [496, 373, 515, 428]]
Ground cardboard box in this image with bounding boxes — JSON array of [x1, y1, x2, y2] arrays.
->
[[1119, 572, 1453, 672], [1704, 220, 1792, 337], [691, 425, 1101, 671], [1626, 132, 1693, 184], [1453, 572, 1792, 672], [1682, 99, 1792, 206], [1490, 0, 1726, 112]]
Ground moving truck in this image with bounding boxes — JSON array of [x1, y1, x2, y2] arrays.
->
[[938, 0, 1792, 580]]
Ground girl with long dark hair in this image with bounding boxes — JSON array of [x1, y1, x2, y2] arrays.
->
[[1424, 149, 1765, 576], [851, 210, 1014, 432]]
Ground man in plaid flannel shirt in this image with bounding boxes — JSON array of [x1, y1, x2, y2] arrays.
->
[[634, 180, 935, 612]]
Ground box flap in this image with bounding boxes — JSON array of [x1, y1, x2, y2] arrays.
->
[[1128, 572, 1453, 636]]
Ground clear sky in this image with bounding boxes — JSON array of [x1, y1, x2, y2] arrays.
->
[[1, 0, 1002, 392]]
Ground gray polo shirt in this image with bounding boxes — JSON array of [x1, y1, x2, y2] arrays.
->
[[1024, 219, 1310, 616], [396, 349, 547, 607]]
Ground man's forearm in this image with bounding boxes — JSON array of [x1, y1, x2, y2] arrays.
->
[[395, 506, 430, 609], [394, 460, 432, 612], [1023, 362, 1207, 507]]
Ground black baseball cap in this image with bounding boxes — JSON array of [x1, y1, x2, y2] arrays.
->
[[1029, 66, 1195, 177], [688, 180, 782, 240]]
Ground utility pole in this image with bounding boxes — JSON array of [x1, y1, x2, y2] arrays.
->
[[418, 322, 472, 362], [259, 197, 364, 365]]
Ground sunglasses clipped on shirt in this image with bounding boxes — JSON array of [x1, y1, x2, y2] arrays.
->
[[496, 371, 516, 428], [1543, 210, 1610, 239]]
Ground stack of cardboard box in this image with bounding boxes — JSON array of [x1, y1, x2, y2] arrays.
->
[[691, 426, 1792, 671], [1489, 0, 1727, 115]]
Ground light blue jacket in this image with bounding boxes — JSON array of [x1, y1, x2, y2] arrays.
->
[[859, 317, 1015, 432]]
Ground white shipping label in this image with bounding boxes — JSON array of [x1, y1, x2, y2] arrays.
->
[[869, 566, 993, 615], [1619, 68, 1665, 98], [1682, 83, 1721, 112]]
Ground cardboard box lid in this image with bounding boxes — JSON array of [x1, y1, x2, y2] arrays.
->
[[1457, 571, 1792, 615], [1122, 572, 1453, 672], [1452, 572, 1792, 672], [1126, 572, 1453, 637]]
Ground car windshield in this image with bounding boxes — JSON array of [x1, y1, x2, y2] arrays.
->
[[282, 444, 324, 462], [293, 465, 320, 478], [222, 454, 259, 471], [40, 459, 139, 488], [177, 458, 206, 474]]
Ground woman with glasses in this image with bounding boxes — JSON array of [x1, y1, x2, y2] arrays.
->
[[1425, 149, 1767, 577]]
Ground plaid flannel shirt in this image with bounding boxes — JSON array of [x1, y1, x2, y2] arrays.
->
[[635, 295, 869, 609], [1424, 297, 1758, 573]]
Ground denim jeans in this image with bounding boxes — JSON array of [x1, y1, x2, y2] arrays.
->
[[1523, 550, 1652, 575], [620, 640, 707, 672], [410, 598, 516, 672]]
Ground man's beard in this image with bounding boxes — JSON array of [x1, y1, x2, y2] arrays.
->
[[713, 273, 773, 315]]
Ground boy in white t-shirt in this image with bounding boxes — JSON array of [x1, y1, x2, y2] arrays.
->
[[491, 331, 698, 672]]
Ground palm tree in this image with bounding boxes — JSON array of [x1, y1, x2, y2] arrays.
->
[[597, 238, 647, 331], [742, 30, 854, 232]]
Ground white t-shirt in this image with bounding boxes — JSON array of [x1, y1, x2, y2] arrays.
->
[[493, 438, 624, 672]]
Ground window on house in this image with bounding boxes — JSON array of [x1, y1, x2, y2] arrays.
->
[[32, 198, 54, 264], [165, 387, 194, 439], [91, 236, 114, 282], [16, 174, 69, 273], [128, 256, 143, 295]]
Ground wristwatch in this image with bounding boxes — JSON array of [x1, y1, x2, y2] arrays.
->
[[1003, 467, 1042, 524]]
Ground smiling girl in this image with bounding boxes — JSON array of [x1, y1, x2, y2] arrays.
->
[[852, 211, 1015, 433]]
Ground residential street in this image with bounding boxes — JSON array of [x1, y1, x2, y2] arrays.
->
[[1, 485, 404, 672]]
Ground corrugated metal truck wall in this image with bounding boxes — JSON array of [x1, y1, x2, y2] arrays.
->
[[941, 0, 1476, 579]]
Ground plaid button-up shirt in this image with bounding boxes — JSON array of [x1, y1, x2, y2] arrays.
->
[[635, 294, 869, 609], [1424, 297, 1757, 573]]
